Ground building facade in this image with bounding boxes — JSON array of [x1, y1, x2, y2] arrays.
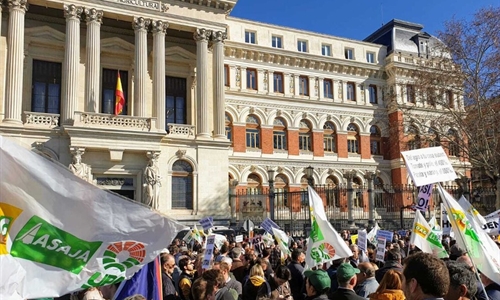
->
[[0, 0, 468, 225]]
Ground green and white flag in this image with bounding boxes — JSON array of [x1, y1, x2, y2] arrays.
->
[[0, 136, 185, 299], [366, 223, 380, 246], [272, 227, 290, 255], [305, 187, 352, 268], [438, 185, 500, 285], [410, 210, 448, 259], [458, 196, 487, 226]]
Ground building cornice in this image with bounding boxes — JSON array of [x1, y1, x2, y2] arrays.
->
[[224, 42, 385, 79]]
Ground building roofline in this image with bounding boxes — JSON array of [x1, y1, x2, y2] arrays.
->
[[364, 19, 425, 42]]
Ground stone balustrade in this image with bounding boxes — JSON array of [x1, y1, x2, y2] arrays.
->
[[24, 111, 60, 128], [74, 111, 157, 131], [167, 123, 195, 138]]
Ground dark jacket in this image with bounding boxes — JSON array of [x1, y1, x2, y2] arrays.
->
[[305, 294, 329, 300], [375, 261, 403, 283], [232, 260, 246, 283], [287, 261, 305, 300], [242, 276, 271, 300], [329, 288, 365, 300], [485, 282, 500, 300], [162, 272, 179, 300]]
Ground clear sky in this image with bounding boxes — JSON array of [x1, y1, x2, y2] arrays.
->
[[230, 0, 499, 40]]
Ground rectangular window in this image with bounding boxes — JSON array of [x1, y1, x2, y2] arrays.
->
[[272, 35, 282, 48], [246, 69, 257, 90], [166, 76, 187, 125], [324, 136, 336, 152], [346, 82, 356, 101], [224, 64, 229, 87], [324, 79, 333, 99], [31, 60, 62, 114], [368, 85, 378, 104], [246, 129, 260, 148], [273, 72, 284, 93], [245, 31, 256, 44], [345, 48, 354, 60], [297, 40, 308, 52], [406, 85, 415, 103], [366, 52, 375, 63], [273, 131, 287, 150], [299, 76, 309, 96], [172, 176, 193, 209], [347, 139, 359, 153], [102, 69, 128, 115], [427, 88, 436, 106], [322, 44, 331, 56], [299, 134, 311, 151], [370, 141, 380, 155], [446, 90, 454, 108]]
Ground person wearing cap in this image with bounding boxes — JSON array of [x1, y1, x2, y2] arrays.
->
[[304, 269, 331, 300], [329, 263, 364, 300]]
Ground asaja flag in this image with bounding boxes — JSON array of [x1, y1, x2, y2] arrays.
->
[[366, 223, 380, 246], [410, 210, 448, 259], [0, 136, 185, 299], [272, 227, 290, 255], [458, 196, 487, 226], [305, 186, 352, 268], [438, 185, 500, 285], [115, 71, 125, 115]]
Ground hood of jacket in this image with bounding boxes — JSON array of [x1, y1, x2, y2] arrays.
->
[[249, 275, 266, 287]]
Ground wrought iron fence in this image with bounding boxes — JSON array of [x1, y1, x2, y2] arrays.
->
[[233, 184, 497, 238]]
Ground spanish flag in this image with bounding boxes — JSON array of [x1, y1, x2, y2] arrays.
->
[[114, 71, 125, 115]]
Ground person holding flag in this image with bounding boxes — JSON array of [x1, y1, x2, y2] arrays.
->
[[115, 71, 125, 115]]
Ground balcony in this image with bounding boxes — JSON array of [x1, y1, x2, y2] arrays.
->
[[74, 111, 157, 132], [167, 124, 195, 139], [24, 111, 59, 129]]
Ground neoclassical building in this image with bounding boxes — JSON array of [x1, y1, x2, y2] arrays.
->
[[0, 0, 468, 225]]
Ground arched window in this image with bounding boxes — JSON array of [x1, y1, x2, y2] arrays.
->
[[246, 115, 260, 149], [172, 160, 193, 209], [323, 122, 337, 153], [273, 118, 287, 150], [407, 125, 421, 150], [347, 123, 359, 154], [352, 177, 363, 207], [374, 177, 384, 207], [370, 125, 381, 155], [448, 129, 460, 157], [225, 113, 232, 142], [326, 176, 340, 207], [247, 173, 262, 194], [299, 120, 312, 151], [275, 174, 289, 207], [428, 127, 440, 147]]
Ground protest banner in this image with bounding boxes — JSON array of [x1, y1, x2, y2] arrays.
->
[[235, 235, 243, 243], [377, 230, 394, 242], [401, 147, 457, 187], [357, 230, 367, 252], [0, 136, 185, 299], [261, 218, 280, 234], [199, 217, 213, 231], [202, 235, 216, 270], [441, 204, 453, 236], [376, 238, 386, 262], [416, 184, 433, 212]]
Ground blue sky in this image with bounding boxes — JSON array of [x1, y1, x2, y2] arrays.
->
[[230, 0, 499, 40]]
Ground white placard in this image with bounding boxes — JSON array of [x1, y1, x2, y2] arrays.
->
[[235, 235, 243, 243], [376, 238, 386, 262], [202, 235, 215, 270], [416, 184, 433, 212], [357, 229, 367, 252], [401, 147, 457, 187], [441, 204, 452, 236]]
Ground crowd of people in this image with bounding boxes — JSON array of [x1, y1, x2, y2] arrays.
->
[[70, 229, 500, 300]]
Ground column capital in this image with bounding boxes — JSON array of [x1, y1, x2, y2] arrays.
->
[[343, 169, 357, 180], [84, 8, 103, 23], [364, 170, 380, 181], [151, 20, 168, 34], [211, 30, 227, 43], [194, 28, 211, 42], [64, 4, 83, 19], [133, 17, 151, 31], [7, 0, 28, 11]]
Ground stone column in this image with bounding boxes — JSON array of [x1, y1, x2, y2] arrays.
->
[[267, 71, 274, 94], [3, 0, 28, 124], [343, 170, 357, 227], [84, 8, 103, 113], [239, 66, 247, 91], [364, 171, 378, 226], [152, 20, 168, 131], [194, 28, 211, 138], [133, 17, 150, 117], [318, 78, 324, 99], [61, 4, 83, 125], [212, 30, 227, 139]]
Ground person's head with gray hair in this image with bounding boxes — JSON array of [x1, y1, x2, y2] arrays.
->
[[124, 295, 146, 300], [350, 244, 359, 260], [221, 256, 233, 267], [444, 261, 477, 300]]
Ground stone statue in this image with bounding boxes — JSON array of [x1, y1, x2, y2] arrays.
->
[[69, 148, 92, 182], [143, 152, 161, 210]]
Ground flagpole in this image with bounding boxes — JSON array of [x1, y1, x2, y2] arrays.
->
[[437, 183, 488, 298]]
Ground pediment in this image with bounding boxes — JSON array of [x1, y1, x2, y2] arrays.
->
[[165, 46, 196, 63], [25, 26, 65, 46], [101, 37, 135, 54]]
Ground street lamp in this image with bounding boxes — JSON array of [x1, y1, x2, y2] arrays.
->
[[305, 166, 314, 186], [267, 168, 276, 221]]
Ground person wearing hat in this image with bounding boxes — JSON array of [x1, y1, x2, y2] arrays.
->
[[329, 263, 364, 300], [304, 269, 331, 300]]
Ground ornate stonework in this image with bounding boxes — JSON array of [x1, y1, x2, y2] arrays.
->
[[84, 8, 103, 23], [8, 0, 28, 11], [151, 20, 169, 34], [194, 28, 212, 41], [132, 17, 151, 31], [63, 4, 83, 19]]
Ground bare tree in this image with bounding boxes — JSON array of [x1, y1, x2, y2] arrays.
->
[[393, 7, 500, 208]]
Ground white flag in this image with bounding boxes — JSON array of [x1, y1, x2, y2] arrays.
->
[[0, 136, 185, 299], [366, 223, 380, 246], [272, 227, 290, 255], [438, 185, 500, 285], [458, 196, 487, 226], [410, 210, 448, 259], [305, 187, 352, 268]]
